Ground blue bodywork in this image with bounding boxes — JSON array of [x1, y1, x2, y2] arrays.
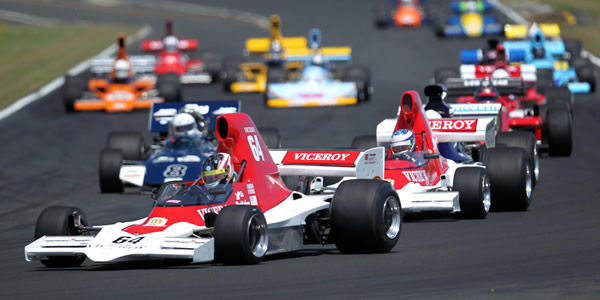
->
[[442, 1, 501, 37], [503, 28, 592, 93]]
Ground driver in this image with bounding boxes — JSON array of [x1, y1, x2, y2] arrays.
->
[[265, 39, 285, 67], [164, 35, 179, 52], [113, 59, 132, 84], [201, 153, 237, 188], [310, 53, 326, 68], [389, 129, 418, 162], [172, 113, 202, 137]]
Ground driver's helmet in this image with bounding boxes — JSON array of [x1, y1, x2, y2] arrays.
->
[[178, 106, 208, 135], [265, 39, 284, 65], [202, 153, 235, 188], [311, 53, 325, 68], [164, 35, 179, 51], [390, 129, 416, 154], [114, 59, 131, 80], [172, 113, 200, 136]]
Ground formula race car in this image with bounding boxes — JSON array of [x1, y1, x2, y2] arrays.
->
[[352, 89, 534, 213], [503, 23, 596, 93], [141, 19, 222, 85], [375, 0, 424, 28], [99, 101, 241, 193], [63, 35, 182, 113], [431, 0, 503, 38], [264, 29, 371, 108], [26, 113, 401, 267]]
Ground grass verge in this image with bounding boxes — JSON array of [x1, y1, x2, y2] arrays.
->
[[0, 23, 139, 110]]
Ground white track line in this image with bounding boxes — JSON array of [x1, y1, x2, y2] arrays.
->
[[488, 0, 600, 67]]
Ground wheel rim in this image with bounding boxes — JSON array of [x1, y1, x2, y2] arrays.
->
[[482, 174, 491, 213], [382, 196, 401, 240], [525, 164, 533, 200], [533, 146, 539, 182], [247, 214, 268, 258]]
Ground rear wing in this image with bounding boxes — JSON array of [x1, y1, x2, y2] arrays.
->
[[244, 15, 307, 54], [504, 23, 561, 40], [445, 77, 525, 97], [449, 103, 502, 117], [90, 55, 156, 75], [148, 101, 241, 133], [269, 147, 384, 180], [141, 39, 199, 52], [285, 47, 352, 62]]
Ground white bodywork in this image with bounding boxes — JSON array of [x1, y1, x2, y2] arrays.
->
[[460, 64, 537, 82]]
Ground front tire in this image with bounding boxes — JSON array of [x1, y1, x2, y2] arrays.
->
[[34, 206, 88, 268], [214, 205, 269, 265], [546, 104, 572, 157], [496, 131, 539, 187], [343, 65, 371, 102], [63, 74, 86, 112], [453, 167, 490, 219], [331, 179, 401, 253], [257, 127, 281, 149], [484, 147, 532, 211], [157, 73, 182, 102]]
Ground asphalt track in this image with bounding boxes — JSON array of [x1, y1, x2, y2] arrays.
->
[[0, 0, 599, 299]]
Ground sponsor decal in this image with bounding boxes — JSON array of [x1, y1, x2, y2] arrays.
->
[[213, 107, 237, 115], [429, 119, 477, 132], [144, 217, 167, 227], [236, 200, 251, 205], [246, 183, 255, 195], [112, 236, 145, 244], [250, 195, 258, 206], [166, 200, 181, 204], [181, 104, 209, 115], [197, 206, 224, 220], [244, 127, 256, 133], [363, 153, 378, 165], [282, 151, 359, 165], [234, 190, 244, 200], [106, 91, 134, 101], [163, 164, 187, 177], [402, 170, 428, 183], [453, 104, 500, 112], [299, 93, 323, 98]]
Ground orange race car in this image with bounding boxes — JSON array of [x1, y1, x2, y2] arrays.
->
[[63, 35, 181, 113], [376, 0, 424, 28]]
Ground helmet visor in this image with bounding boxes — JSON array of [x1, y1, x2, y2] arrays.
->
[[175, 123, 195, 133], [202, 168, 227, 185], [391, 144, 412, 154]]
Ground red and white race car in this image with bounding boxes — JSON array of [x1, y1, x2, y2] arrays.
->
[[141, 19, 222, 85], [25, 113, 401, 267]]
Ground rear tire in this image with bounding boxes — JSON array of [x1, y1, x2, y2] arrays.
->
[[222, 57, 242, 92], [214, 205, 268, 265], [536, 68, 554, 93], [34, 206, 88, 268], [106, 131, 145, 160], [454, 167, 490, 219], [157, 73, 182, 102], [484, 147, 532, 211], [99, 149, 124, 193], [546, 104, 572, 156], [257, 127, 281, 149], [573, 60, 596, 93], [545, 86, 574, 118], [201, 51, 223, 82], [63, 74, 86, 112], [331, 180, 401, 253], [496, 131, 539, 188], [564, 38, 582, 59]]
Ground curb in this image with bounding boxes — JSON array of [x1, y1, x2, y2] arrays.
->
[[0, 25, 152, 121], [488, 0, 600, 67]]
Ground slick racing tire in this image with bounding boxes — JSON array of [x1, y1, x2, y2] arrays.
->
[[433, 67, 459, 86], [214, 205, 268, 265], [572, 58, 596, 93], [157, 73, 182, 102], [496, 131, 539, 188], [546, 104, 572, 157], [257, 127, 282, 149], [375, 8, 391, 29], [222, 57, 242, 92], [484, 147, 532, 211], [545, 86, 574, 119], [63, 74, 86, 112], [564, 38, 582, 59], [99, 148, 124, 193], [536, 68, 554, 93], [343, 65, 372, 102], [201, 51, 223, 82], [331, 179, 401, 253], [34, 206, 88, 268], [106, 131, 145, 161], [351, 135, 377, 149], [453, 167, 490, 219]]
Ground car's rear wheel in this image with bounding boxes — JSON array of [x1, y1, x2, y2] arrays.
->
[[545, 86, 574, 119], [63, 74, 86, 112], [99, 149, 124, 193], [546, 104, 572, 157], [106, 131, 145, 161], [157, 73, 182, 102], [257, 127, 281, 149], [536, 68, 554, 93], [453, 167, 490, 219], [331, 179, 401, 253], [484, 147, 532, 211], [34, 206, 88, 268], [573, 59, 596, 93], [214, 205, 268, 265], [564, 38, 582, 59], [201, 51, 223, 82], [222, 57, 242, 92], [496, 131, 539, 187]]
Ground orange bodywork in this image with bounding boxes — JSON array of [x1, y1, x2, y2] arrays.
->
[[394, 3, 423, 27], [74, 79, 161, 113]]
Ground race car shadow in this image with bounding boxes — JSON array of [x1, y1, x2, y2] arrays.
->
[[263, 248, 337, 262], [403, 211, 460, 223]]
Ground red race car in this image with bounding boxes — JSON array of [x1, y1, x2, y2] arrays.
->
[[141, 19, 222, 85]]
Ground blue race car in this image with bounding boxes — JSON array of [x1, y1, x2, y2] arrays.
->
[[503, 24, 596, 93], [99, 101, 240, 193], [431, 0, 502, 38]]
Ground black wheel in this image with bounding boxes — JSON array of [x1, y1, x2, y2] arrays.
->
[[257, 127, 281, 148], [564, 38, 582, 59], [34, 206, 88, 268], [63, 74, 86, 112], [484, 147, 532, 211], [157, 73, 182, 102], [343, 65, 371, 102], [375, 8, 391, 29], [331, 179, 401, 253], [99, 148, 124, 193], [106, 131, 145, 160], [351, 135, 377, 149], [453, 167, 490, 219], [222, 57, 242, 92], [433, 67, 458, 85], [536, 68, 554, 93], [201, 51, 223, 82], [496, 131, 539, 188], [432, 12, 447, 37], [546, 104, 572, 157], [214, 205, 268, 265], [545, 86, 574, 118], [573, 59, 596, 93]]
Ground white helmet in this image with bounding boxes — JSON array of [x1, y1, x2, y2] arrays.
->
[[114, 59, 131, 79], [164, 35, 179, 51], [311, 53, 324, 67], [172, 113, 199, 135], [390, 129, 416, 154]]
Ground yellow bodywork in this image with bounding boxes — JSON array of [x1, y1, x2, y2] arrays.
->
[[229, 61, 304, 94], [461, 13, 483, 37], [504, 23, 561, 40]]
